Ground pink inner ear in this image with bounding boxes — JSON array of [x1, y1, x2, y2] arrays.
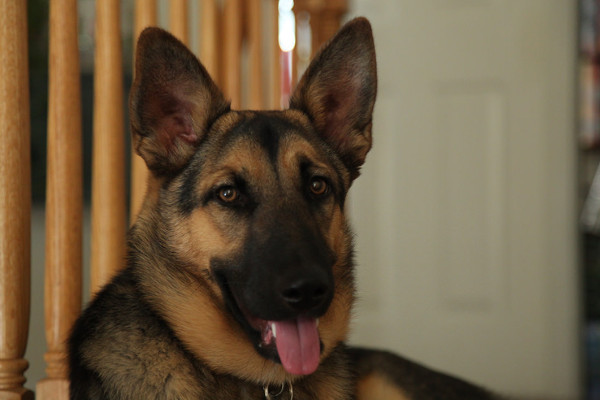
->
[[321, 79, 360, 145], [157, 113, 198, 150]]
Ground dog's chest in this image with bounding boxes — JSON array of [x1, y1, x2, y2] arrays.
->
[[200, 367, 353, 400], [220, 382, 351, 400]]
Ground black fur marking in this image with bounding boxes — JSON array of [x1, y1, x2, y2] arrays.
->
[[220, 212, 336, 320], [177, 161, 202, 214], [210, 263, 281, 364], [249, 114, 288, 164], [222, 113, 304, 164]]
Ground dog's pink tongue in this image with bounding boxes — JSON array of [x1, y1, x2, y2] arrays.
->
[[273, 316, 320, 375]]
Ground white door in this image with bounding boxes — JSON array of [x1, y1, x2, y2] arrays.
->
[[347, 1, 579, 399]]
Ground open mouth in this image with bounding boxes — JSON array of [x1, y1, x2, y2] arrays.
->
[[249, 313, 321, 376], [216, 275, 323, 376]]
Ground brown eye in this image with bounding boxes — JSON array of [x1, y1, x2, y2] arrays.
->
[[309, 177, 329, 197], [218, 186, 238, 203]]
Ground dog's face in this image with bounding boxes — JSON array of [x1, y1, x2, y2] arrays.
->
[[129, 18, 376, 384]]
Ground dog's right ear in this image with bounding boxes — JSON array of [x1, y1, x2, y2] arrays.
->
[[129, 28, 230, 176], [289, 18, 376, 181]]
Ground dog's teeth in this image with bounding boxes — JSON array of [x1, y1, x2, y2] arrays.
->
[[271, 322, 277, 338]]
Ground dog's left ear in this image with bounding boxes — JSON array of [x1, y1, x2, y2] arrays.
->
[[289, 17, 377, 180]]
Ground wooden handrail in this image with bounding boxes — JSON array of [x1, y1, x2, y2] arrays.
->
[[0, 1, 33, 398]]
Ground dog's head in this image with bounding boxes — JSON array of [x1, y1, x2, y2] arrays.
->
[[129, 18, 376, 384]]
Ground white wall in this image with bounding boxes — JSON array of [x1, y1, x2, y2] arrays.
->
[[346, 1, 579, 399]]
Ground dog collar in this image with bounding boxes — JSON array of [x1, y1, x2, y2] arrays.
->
[[264, 381, 293, 400]]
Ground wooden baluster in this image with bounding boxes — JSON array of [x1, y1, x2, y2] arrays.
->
[[291, 37, 298, 90], [271, 0, 281, 109], [130, 0, 157, 223], [200, 0, 220, 85], [247, 0, 263, 109], [170, 0, 189, 45], [294, 0, 347, 58], [293, 8, 311, 80], [91, 0, 126, 296], [277, 0, 295, 107], [315, 1, 347, 53], [36, 0, 83, 399], [0, 1, 33, 399], [223, 0, 242, 108]]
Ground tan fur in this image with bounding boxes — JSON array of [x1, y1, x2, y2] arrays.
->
[[82, 326, 204, 399], [356, 374, 411, 400]]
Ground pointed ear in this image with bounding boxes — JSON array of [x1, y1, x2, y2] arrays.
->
[[289, 17, 377, 180], [129, 28, 230, 176]]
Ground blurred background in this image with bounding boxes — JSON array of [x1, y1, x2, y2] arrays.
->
[[23, 0, 580, 399]]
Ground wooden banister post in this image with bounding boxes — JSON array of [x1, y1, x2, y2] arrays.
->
[[130, 0, 157, 223], [36, 0, 83, 398], [200, 0, 221, 85], [271, 0, 281, 109], [91, 0, 127, 296], [170, 0, 189, 46], [223, 0, 242, 108], [293, 0, 348, 57], [0, 1, 33, 399], [247, 0, 263, 110]]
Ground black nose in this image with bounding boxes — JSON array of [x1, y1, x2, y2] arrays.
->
[[280, 278, 331, 313]]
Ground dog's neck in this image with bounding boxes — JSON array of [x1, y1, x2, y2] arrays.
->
[[188, 344, 354, 400]]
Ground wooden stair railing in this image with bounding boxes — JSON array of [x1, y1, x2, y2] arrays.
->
[[90, 0, 127, 297], [0, 1, 33, 399], [36, 0, 83, 398], [0, 1, 347, 399], [130, 0, 157, 222]]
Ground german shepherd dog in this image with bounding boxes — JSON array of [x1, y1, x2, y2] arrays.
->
[[69, 18, 496, 400]]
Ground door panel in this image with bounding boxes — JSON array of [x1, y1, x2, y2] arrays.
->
[[347, 1, 579, 398]]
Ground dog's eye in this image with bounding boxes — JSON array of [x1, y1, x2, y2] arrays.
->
[[217, 186, 239, 203], [309, 177, 329, 197]]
